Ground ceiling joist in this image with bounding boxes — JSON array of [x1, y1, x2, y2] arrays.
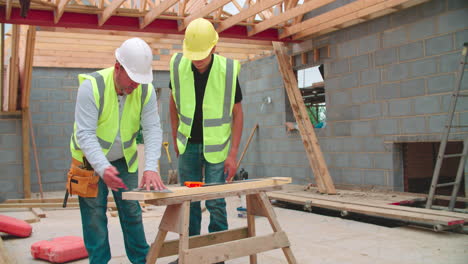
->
[[54, 0, 71, 24], [248, 0, 335, 37], [216, 0, 282, 33], [98, 0, 126, 26], [140, 0, 179, 29], [286, 0, 429, 39], [178, 0, 232, 31]]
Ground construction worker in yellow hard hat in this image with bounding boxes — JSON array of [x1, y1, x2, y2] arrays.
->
[[168, 18, 244, 264], [70, 37, 167, 263]]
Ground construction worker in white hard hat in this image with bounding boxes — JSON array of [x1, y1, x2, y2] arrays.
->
[[69, 37, 166, 264], [168, 18, 244, 264]]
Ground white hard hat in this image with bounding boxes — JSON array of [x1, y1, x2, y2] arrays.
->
[[115, 38, 153, 84]]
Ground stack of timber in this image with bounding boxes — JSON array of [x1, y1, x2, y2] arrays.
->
[[26, 27, 274, 71], [268, 185, 467, 231], [0, 197, 144, 209]]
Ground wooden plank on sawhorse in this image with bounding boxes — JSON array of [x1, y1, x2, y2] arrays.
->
[[272, 42, 336, 195], [123, 177, 296, 264]]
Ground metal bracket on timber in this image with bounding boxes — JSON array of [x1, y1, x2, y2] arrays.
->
[[272, 42, 336, 195]]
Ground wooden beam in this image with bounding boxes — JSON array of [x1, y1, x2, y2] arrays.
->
[[6, 0, 12, 20], [216, 0, 283, 33], [268, 192, 465, 226], [186, 232, 290, 263], [248, 0, 335, 36], [270, 190, 468, 221], [123, 177, 291, 201], [178, 0, 188, 17], [301, 52, 307, 65], [273, 42, 336, 194], [4, 197, 116, 203], [291, 0, 427, 39], [285, 0, 386, 38], [31, 207, 46, 218], [8, 24, 20, 112], [231, 0, 243, 12], [0, 23, 4, 112], [54, 0, 72, 24], [22, 108, 31, 198], [31, 0, 57, 7], [159, 227, 249, 257], [21, 26, 36, 109], [178, 0, 232, 31], [0, 202, 122, 208], [140, 0, 179, 29], [98, 0, 126, 26], [139, 0, 148, 11]]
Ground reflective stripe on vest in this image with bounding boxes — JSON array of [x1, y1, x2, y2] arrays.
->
[[172, 53, 193, 127]]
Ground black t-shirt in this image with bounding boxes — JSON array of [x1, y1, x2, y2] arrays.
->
[[169, 55, 243, 143]]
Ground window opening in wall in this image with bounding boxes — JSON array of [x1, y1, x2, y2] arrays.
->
[[297, 64, 326, 128]]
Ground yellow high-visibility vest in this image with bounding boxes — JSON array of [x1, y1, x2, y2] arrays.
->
[[170, 53, 240, 163], [70, 67, 153, 172]]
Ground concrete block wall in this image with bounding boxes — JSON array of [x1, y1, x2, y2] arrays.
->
[[28, 68, 85, 194], [0, 115, 23, 198], [285, 0, 468, 190]]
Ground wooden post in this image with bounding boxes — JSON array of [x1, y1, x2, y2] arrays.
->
[[8, 25, 20, 112], [1, 23, 4, 112], [22, 108, 31, 198], [273, 42, 336, 194], [236, 123, 258, 171]]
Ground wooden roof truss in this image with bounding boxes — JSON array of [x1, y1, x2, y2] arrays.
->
[[0, 0, 428, 41]]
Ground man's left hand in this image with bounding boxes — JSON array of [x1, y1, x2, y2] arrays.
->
[[139, 170, 167, 191], [224, 155, 237, 182]]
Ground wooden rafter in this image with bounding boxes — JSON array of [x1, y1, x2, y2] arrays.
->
[[178, 0, 188, 17], [214, 7, 223, 20], [0, 0, 429, 42], [185, 0, 205, 14], [31, 0, 57, 7], [54, 0, 72, 23], [231, 0, 242, 12], [216, 0, 282, 33], [140, 0, 179, 29], [178, 0, 232, 31], [248, 0, 335, 36], [288, 0, 427, 39], [138, 0, 147, 11], [8, 24, 20, 112], [98, 0, 126, 26], [292, 0, 304, 25], [6, 0, 12, 20]]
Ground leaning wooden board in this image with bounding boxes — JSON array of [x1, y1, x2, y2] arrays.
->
[[123, 177, 291, 201]]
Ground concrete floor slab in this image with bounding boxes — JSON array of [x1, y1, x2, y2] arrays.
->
[[1, 196, 467, 264]]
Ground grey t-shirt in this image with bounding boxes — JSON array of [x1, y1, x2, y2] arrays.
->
[[74, 79, 162, 177]]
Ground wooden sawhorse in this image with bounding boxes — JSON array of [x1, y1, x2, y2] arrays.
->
[[125, 178, 296, 264]]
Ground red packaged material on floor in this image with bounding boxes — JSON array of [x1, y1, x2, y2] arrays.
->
[[31, 236, 88, 263], [0, 215, 32, 237]]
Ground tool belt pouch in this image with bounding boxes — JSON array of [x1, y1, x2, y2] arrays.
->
[[66, 166, 99, 198]]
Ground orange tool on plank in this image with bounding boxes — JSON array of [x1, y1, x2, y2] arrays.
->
[[184, 181, 205, 188]]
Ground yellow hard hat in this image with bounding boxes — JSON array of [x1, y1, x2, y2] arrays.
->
[[183, 18, 219, 61]]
